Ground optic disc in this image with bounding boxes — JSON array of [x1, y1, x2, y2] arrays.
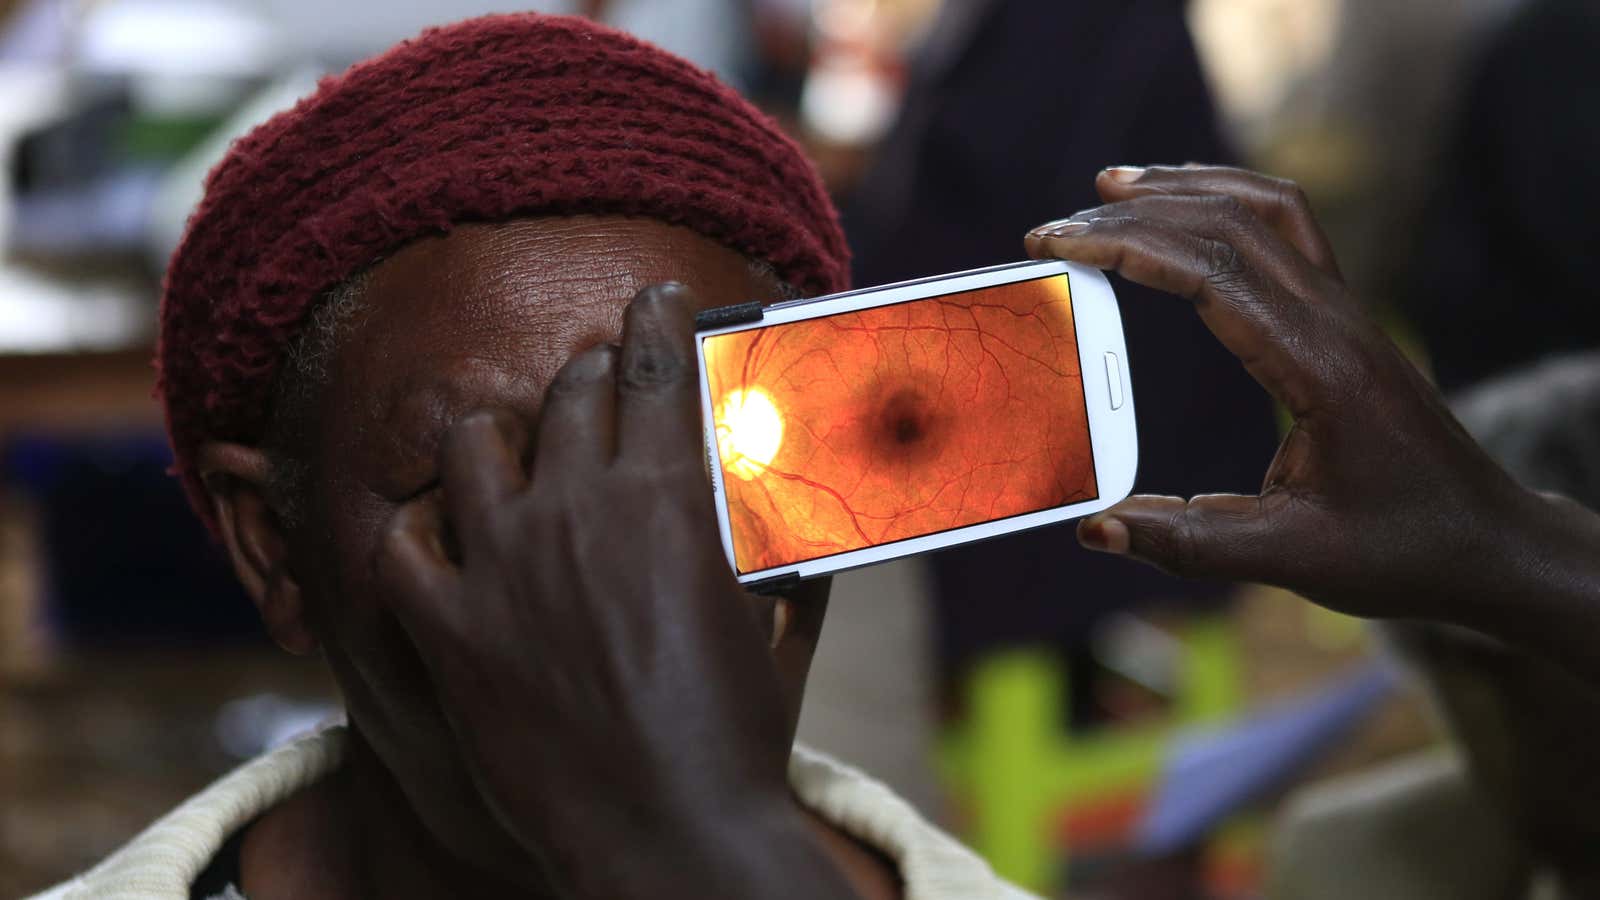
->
[[716, 387, 784, 481]]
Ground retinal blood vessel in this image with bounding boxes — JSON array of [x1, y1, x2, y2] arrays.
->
[[704, 275, 1096, 574]]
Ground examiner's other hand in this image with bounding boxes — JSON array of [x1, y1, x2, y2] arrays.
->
[[1026, 166, 1587, 635], [373, 285, 854, 899]]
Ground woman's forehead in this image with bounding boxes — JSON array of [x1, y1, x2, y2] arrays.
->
[[349, 217, 757, 366], [320, 216, 769, 446]]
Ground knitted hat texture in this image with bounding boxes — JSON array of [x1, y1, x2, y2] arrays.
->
[[158, 13, 849, 532]]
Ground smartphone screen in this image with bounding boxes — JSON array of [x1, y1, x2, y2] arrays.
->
[[702, 272, 1098, 575]]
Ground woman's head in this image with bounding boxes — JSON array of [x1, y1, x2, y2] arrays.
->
[[160, 12, 848, 533], [160, 13, 847, 874]]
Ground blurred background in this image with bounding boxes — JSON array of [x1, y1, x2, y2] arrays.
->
[[3, 0, 1598, 897]]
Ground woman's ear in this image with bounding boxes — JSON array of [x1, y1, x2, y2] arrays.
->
[[198, 442, 317, 655]]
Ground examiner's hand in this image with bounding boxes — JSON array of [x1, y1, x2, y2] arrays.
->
[[373, 285, 853, 898], [1026, 166, 1580, 631]]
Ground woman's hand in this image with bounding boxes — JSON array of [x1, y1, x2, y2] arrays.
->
[[373, 284, 856, 898], [1028, 166, 1600, 679]]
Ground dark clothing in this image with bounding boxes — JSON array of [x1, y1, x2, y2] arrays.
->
[[1407, 0, 1600, 393]]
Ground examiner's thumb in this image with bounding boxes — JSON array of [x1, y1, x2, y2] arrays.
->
[[1077, 493, 1277, 582]]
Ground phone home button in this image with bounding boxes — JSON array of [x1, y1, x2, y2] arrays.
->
[[1103, 352, 1125, 410]]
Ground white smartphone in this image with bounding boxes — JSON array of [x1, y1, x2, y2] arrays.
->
[[695, 259, 1137, 589]]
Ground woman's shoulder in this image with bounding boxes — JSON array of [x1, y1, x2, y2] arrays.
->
[[23, 724, 346, 900]]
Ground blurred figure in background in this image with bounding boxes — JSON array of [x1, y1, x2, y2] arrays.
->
[[1238, 0, 1522, 302], [1405, 0, 1600, 392], [843, 0, 1276, 707]]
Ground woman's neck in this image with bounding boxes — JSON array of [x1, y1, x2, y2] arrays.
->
[[238, 728, 554, 900]]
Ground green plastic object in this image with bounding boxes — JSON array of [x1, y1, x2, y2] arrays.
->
[[939, 616, 1243, 892]]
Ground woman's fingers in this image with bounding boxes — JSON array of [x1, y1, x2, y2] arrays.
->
[[437, 409, 530, 554], [614, 283, 705, 469], [1077, 492, 1297, 584], [377, 498, 465, 643], [533, 342, 620, 477], [1095, 165, 1344, 280], [1028, 214, 1333, 417]]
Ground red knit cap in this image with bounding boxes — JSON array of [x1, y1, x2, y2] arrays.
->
[[158, 13, 849, 532]]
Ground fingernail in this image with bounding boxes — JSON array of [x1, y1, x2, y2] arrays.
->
[[1031, 219, 1091, 238], [574, 344, 618, 378], [1080, 516, 1130, 554], [1105, 166, 1146, 184]]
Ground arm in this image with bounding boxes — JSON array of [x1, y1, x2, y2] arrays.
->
[[1475, 488, 1600, 685], [1028, 165, 1600, 685], [375, 286, 862, 899]]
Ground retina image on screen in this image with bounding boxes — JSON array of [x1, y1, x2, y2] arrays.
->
[[703, 273, 1098, 575]]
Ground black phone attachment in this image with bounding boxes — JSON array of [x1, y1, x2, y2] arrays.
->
[[744, 571, 800, 596], [694, 301, 764, 332]]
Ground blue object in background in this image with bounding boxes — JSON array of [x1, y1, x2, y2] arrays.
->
[[3, 431, 260, 642], [1135, 662, 1399, 855]]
